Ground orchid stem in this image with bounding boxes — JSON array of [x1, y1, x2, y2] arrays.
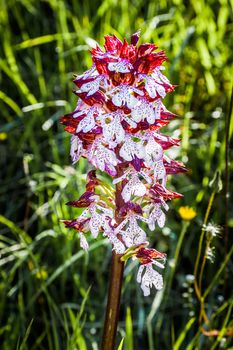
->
[[101, 173, 125, 350], [101, 251, 124, 350]]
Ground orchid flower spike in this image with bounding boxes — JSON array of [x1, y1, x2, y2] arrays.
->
[[61, 32, 186, 296]]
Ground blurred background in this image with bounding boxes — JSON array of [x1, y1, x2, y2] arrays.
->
[[0, 0, 232, 349]]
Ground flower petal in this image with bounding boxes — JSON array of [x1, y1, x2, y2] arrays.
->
[[79, 232, 89, 251], [70, 135, 83, 164], [76, 111, 96, 133], [137, 264, 164, 296]]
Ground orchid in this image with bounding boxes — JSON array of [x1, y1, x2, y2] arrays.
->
[[61, 32, 186, 301]]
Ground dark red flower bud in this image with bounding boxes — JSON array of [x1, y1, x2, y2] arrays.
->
[[163, 159, 187, 174], [136, 247, 167, 264], [150, 184, 183, 201], [66, 192, 99, 208], [63, 218, 90, 231], [130, 30, 141, 46]]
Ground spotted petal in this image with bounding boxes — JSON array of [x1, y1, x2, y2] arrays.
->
[[80, 76, 103, 96], [144, 137, 163, 166], [119, 136, 145, 161], [90, 141, 119, 176], [79, 232, 89, 251], [104, 229, 126, 254], [121, 174, 146, 202], [70, 135, 83, 164], [120, 216, 147, 247], [76, 110, 96, 133], [148, 204, 166, 230], [131, 100, 156, 124], [152, 66, 171, 86], [145, 77, 164, 98], [89, 206, 107, 238], [110, 85, 143, 109], [137, 264, 164, 296], [108, 60, 133, 73], [101, 113, 125, 146]]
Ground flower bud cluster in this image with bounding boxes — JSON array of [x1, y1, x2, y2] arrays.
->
[[61, 32, 186, 295]]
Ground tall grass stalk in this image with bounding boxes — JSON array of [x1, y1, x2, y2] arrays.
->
[[223, 86, 233, 294], [193, 191, 215, 304]]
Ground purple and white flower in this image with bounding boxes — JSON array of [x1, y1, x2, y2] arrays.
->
[[61, 32, 185, 296], [137, 262, 164, 296], [109, 85, 144, 109]]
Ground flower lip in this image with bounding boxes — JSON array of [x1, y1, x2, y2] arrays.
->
[[108, 60, 133, 73]]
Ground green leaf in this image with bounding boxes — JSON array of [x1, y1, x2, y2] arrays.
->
[[174, 317, 196, 350], [117, 337, 125, 350], [125, 307, 133, 350], [0, 215, 32, 244], [19, 319, 34, 350]]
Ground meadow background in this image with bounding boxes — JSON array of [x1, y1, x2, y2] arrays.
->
[[0, 0, 232, 349]]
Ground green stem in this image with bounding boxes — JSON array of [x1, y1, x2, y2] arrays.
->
[[223, 86, 232, 296], [149, 221, 190, 349], [193, 191, 215, 301], [198, 191, 215, 290], [192, 191, 216, 325], [198, 238, 210, 296], [203, 244, 233, 300], [167, 220, 189, 291]]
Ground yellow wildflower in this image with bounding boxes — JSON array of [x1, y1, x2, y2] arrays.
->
[[0, 132, 7, 141], [36, 268, 48, 280], [179, 206, 197, 221]]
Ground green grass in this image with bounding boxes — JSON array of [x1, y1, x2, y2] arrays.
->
[[0, 0, 233, 349]]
